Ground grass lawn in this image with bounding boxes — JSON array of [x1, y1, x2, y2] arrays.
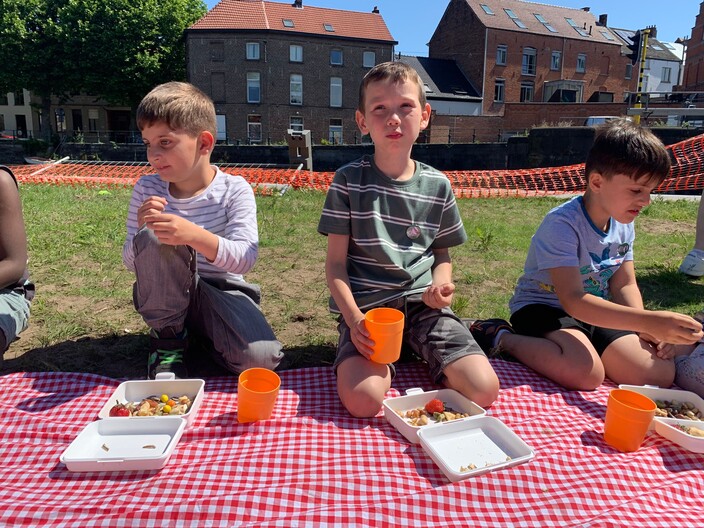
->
[[3, 184, 701, 378]]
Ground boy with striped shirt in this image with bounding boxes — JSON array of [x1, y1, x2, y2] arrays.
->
[[318, 62, 499, 418], [123, 82, 282, 379]]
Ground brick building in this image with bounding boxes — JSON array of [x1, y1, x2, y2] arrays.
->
[[681, 2, 704, 93], [429, 0, 635, 117], [185, 0, 396, 145]]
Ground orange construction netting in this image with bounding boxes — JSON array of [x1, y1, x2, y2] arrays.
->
[[8, 133, 704, 197]]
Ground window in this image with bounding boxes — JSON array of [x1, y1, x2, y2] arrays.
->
[[212, 72, 226, 103], [329, 118, 343, 145], [551, 51, 561, 71], [599, 30, 615, 41], [496, 45, 507, 65], [625, 64, 633, 80], [210, 41, 224, 61], [565, 17, 589, 37], [323, 23, 334, 32], [494, 79, 505, 102], [330, 49, 343, 65], [14, 91, 24, 106], [363, 51, 376, 68], [88, 109, 98, 132], [330, 77, 342, 107], [522, 47, 536, 75], [662, 67, 672, 83], [290, 74, 302, 105], [247, 72, 260, 103], [534, 13, 557, 32], [0, 93, 7, 106], [504, 9, 527, 29], [282, 19, 294, 28], [480, 4, 495, 15], [247, 114, 262, 144], [520, 82, 534, 102], [246, 42, 260, 60], [290, 44, 303, 63], [290, 116, 304, 133], [576, 54, 586, 73], [55, 108, 66, 132]]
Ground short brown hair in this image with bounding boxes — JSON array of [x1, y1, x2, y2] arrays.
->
[[358, 61, 426, 112], [584, 118, 671, 185], [136, 81, 217, 137]]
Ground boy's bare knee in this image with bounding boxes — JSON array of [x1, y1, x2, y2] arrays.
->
[[341, 392, 383, 418]]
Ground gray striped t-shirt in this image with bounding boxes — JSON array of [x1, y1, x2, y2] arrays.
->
[[122, 167, 259, 281], [318, 155, 467, 312]]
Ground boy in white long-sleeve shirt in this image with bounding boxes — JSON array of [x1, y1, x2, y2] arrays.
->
[[123, 82, 282, 379]]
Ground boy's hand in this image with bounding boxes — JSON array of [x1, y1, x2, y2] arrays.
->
[[639, 332, 677, 359], [350, 315, 375, 359], [648, 312, 704, 345], [137, 196, 168, 227], [422, 282, 455, 309], [144, 213, 198, 246]]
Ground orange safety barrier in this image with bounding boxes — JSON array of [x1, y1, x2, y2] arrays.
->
[[8, 133, 704, 197]]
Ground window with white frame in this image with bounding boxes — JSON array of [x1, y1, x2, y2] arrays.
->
[[247, 114, 262, 143], [625, 63, 633, 80], [520, 82, 534, 102], [662, 67, 672, 83], [246, 42, 260, 60], [551, 51, 561, 71], [522, 47, 536, 75], [290, 116, 304, 132], [290, 74, 303, 105], [363, 51, 375, 68], [329, 118, 343, 145], [494, 79, 505, 102], [247, 72, 260, 103], [576, 54, 586, 73], [330, 49, 343, 65], [330, 77, 342, 107], [496, 45, 507, 65], [14, 91, 25, 106], [290, 44, 303, 63]]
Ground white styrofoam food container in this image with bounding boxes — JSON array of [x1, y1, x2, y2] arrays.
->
[[417, 416, 534, 482], [383, 388, 486, 444], [97, 373, 205, 427], [60, 417, 187, 472], [619, 384, 704, 431], [653, 417, 704, 453]]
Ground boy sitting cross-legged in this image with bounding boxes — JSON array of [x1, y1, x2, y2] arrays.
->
[[471, 119, 703, 390]]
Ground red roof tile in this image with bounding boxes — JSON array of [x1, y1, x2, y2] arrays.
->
[[190, 0, 396, 43], [467, 0, 621, 45]]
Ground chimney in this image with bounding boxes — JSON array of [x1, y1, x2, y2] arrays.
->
[[598, 14, 607, 26], [292, 0, 302, 7], [581, 7, 590, 11], [646, 25, 657, 39], [372, 6, 379, 13]]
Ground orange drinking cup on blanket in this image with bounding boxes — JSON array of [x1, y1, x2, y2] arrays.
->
[[237, 368, 281, 423], [365, 307, 405, 364], [603, 388, 656, 453]]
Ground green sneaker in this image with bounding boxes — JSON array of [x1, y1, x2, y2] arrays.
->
[[148, 328, 189, 379]]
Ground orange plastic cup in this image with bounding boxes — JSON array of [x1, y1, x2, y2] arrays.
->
[[365, 307, 405, 364], [237, 368, 281, 423], [603, 388, 656, 452]]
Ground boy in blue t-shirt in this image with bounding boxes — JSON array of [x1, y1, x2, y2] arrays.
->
[[471, 120, 703, 390]]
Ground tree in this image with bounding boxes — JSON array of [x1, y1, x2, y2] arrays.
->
[[0, 0, 206, 140]]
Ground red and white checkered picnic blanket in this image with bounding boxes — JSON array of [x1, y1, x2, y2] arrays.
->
[[1, 361, 702, 527]]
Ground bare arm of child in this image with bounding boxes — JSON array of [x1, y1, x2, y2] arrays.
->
[[139, 196, 219, 262], [550, 265, 703, 345], [325, 233, 374, 358], [422, 247, 456, 309], [0, 169, 28, 290]]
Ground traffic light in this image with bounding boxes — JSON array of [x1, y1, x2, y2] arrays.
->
[[627, 31, 641, 64]]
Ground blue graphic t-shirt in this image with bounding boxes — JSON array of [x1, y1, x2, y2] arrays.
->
[[509, 196, 634, 314]]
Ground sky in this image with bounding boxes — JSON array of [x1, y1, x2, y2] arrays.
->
[[205, 0, 701, 56]]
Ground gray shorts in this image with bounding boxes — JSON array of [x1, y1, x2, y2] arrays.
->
[[0, 288, 31, 351], [333, 295, 486, 384]]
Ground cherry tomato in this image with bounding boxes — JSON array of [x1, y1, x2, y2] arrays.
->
[[109, 402, 131, 417]]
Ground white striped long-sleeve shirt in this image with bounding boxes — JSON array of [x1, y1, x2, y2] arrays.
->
[[122, 167, 259, 281]]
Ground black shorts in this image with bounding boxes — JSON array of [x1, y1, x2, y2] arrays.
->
[[509, 304, 634, 356]]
